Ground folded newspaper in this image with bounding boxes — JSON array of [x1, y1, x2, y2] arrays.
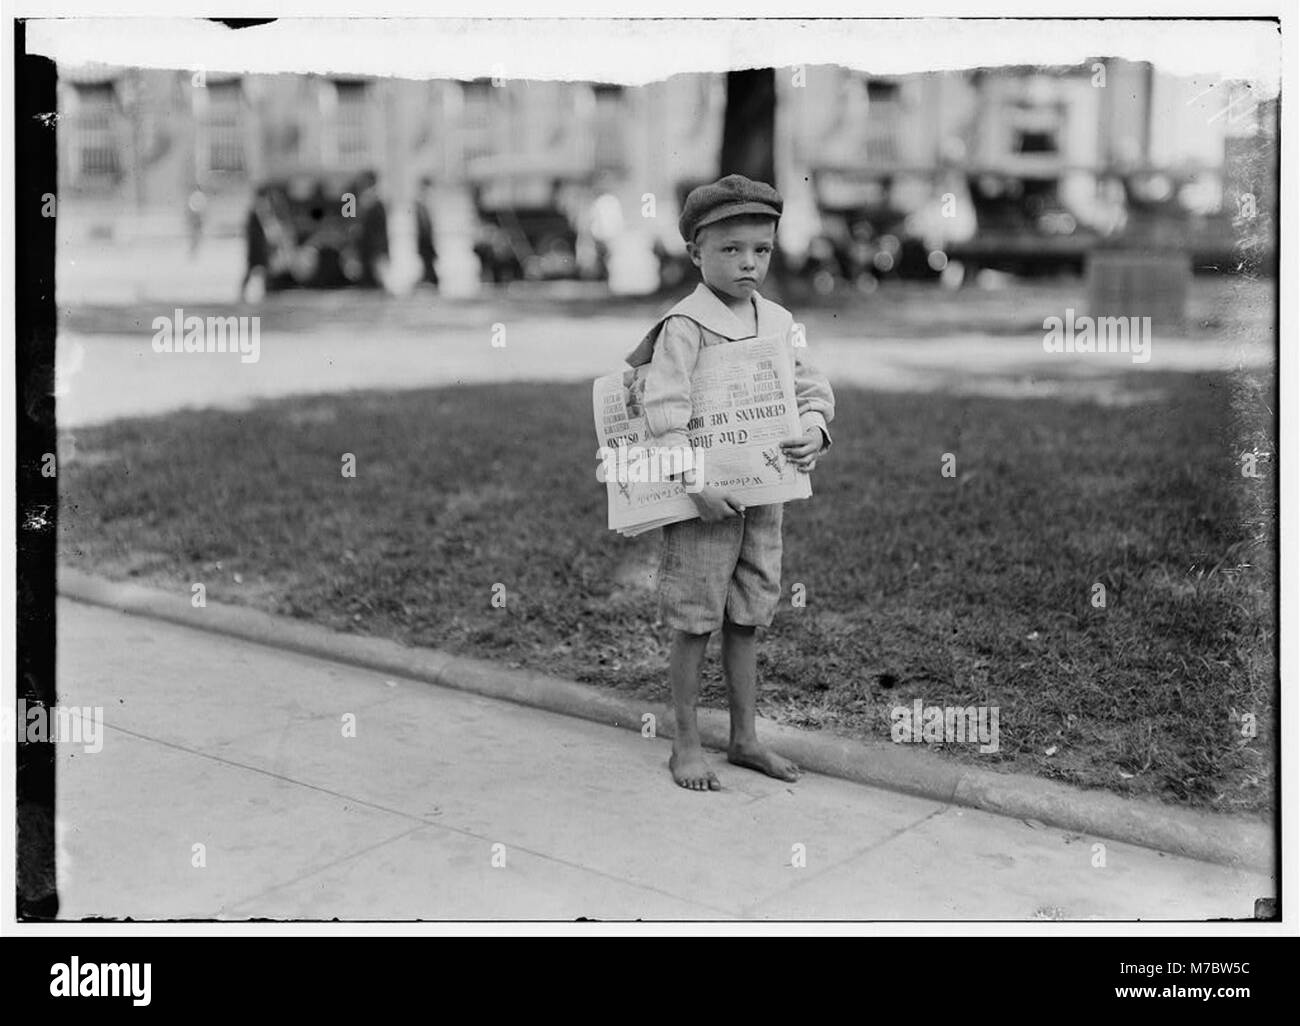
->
[[593, 334, 811, 536]]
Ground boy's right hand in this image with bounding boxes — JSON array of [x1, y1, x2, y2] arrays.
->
[[688, 486, 746, 523]]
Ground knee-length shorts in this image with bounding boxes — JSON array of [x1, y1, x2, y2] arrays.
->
[[657, 502, 783, 634]]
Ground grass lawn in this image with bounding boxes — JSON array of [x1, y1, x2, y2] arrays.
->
[[58, 368, 1276, 815]]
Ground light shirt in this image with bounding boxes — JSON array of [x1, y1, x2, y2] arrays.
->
[[625, 283, 835, 454]]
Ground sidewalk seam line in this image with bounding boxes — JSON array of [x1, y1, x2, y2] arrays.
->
[[56, 577, 1275, 873], [98, 722, 739, 919], [737, 806, 949, 918], [218, 823, 432, 917]]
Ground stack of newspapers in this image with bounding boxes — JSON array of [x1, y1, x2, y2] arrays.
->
[[593, 335, 811, 537]]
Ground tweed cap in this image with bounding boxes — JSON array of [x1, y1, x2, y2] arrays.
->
[[679, 174, 783, 243]]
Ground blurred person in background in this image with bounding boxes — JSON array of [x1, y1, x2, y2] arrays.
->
[[352, 169, 390, 289], [239, 184, 272, 303], [414, 174, 440, 289], [186, 185, 208, 259], [239, 184, 293, 303]]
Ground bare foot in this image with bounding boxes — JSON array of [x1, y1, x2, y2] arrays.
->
[[728, 742, 800, 782], [670, 739, 721, 791]]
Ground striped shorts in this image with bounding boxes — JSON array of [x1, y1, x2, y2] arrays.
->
[[657, 502, 783, 634]]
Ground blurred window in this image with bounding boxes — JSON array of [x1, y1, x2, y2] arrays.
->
[[72, 81, 120, 178], [1016, 130, 1058, 154], [206, 78, 246, 173], [333, 79, 371, 163], [863, 78, 901, 165], [592, 84, 626, 172], [461, 79, 497, 166]]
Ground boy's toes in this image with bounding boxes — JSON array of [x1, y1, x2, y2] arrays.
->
[[670, 748, 721, 792], [728, 743, 801, 782]]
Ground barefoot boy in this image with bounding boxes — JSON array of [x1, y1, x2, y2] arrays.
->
[[625, 174, 835, 791]]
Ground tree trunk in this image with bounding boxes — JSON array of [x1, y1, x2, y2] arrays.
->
[[720, 69, 776, 183], [720, 69, 793, 297]]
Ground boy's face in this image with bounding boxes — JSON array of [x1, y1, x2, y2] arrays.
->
[[687, 217, 776, 301]]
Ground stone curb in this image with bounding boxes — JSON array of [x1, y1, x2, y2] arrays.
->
[[57, 567, 1273, 874]]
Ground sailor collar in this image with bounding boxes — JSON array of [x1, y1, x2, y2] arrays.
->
[[625, 283, 793, 367]]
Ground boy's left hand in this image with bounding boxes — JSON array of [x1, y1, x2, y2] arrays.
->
[[780, 429, 825, 474]]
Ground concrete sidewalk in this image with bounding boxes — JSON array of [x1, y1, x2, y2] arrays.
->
[[55, 302, 1271, 428], [54, 598, 1271, 921]]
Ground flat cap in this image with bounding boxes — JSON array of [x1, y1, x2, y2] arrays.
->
[[679, 174, 783, 243]]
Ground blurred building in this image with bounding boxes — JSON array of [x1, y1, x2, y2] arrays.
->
[[55, 59, 1275, 278], [777, 60, 1276, 275], [56, 69, 719, 239]]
